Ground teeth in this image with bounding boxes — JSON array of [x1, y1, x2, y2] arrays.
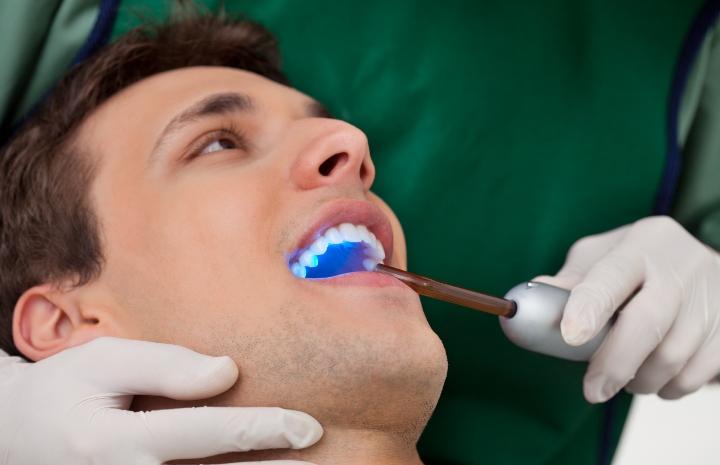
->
[[368, 232, 378, 248], [290, 223, 387, 278], [309, 236, 329, 255], [363, 259, 379, 271], [291, 263, 307, 278], [357, 225, 373, 244], [338, 223, 361, 242], [325, 227, 343, 244], [299, 250, 318, 268], [364, 244, 385, 260]]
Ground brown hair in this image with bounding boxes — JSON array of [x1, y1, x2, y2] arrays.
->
[[0, 11, 289, 357]]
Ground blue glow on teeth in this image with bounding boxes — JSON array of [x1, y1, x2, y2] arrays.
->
[[299, 250, 319, 268], [293, 241, 373, 279], [291, 263, 306, 278]]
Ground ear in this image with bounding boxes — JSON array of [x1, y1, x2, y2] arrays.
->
[[12, 284, 112, 361]]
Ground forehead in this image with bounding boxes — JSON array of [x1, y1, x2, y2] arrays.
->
[[80, 67, 317, 218], [82, 66, 310, 137]]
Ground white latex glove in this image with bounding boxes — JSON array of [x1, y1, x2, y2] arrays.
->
[[0, 337, 322, 465], [535, 216, 720, 404]]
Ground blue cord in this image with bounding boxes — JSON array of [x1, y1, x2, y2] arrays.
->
[[69, 0, 121, 66], [653, 0, 720, 216]]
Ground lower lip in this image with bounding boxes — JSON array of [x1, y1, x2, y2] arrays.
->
[[310, 271, 412, 290]]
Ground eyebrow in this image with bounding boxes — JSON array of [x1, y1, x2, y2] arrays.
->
[[152, 92, 255, 156], [151, 92, 334, 162]]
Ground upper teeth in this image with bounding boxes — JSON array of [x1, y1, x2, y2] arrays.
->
[[290, 222, 386, 278]]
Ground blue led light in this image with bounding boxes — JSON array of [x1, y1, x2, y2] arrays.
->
[[303, 241, 369, 279]]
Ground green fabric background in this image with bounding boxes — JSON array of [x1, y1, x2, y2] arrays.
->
[[1, 0, 716, 464]]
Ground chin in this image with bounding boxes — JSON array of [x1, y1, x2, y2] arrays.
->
[[303, 316, 448, 437]]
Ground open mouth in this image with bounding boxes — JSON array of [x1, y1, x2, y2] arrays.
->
[[290, 223, 386, 279]]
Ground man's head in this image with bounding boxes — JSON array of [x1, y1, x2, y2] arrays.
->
[[1, 11, 446, 449]]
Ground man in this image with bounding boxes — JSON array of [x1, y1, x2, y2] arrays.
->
[[4, 1, 720, 465], [1, 13, 447, 464]]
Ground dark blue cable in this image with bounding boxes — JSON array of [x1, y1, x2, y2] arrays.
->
[[69, 0, 121, 66], [598, 392, 620, 465], [653, 0, 720, 216]]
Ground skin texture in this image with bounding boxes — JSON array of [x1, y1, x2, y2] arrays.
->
[[12, 67, 447, 464]]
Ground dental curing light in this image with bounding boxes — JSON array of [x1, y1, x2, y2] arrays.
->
[[374, 264, 516, 317], [289, 223, 608, 362], [374, 264, 611, 362]]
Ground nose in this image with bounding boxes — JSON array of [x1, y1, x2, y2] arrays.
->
[[289, 119, 375, 192]]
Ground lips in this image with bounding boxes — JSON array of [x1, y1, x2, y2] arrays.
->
[[288, 199, 394, 279]]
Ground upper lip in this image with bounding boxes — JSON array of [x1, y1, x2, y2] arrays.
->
[[290, 198, 394, 265]]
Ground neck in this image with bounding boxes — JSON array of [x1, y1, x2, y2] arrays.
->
[[171, 426, 424, 465]]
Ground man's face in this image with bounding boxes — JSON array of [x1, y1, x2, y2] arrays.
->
[[79, 67, 446, 431]]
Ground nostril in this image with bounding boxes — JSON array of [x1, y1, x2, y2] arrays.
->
[[319, 152, 348, 176]]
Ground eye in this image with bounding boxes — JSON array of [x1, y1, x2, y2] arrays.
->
[[185, 125, 249, 162], [198, 138, 237, 155]]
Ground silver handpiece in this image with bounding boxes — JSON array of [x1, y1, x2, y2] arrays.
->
[[373, 265, 612, 361], [501, 282, 612, 361]]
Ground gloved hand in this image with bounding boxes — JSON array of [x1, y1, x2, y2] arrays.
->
[[535, 216, 720, 403], [0, 337, 322, 465]]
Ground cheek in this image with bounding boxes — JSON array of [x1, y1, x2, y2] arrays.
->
[[103, 165, 290, 344], [164, 171, 283, 298]]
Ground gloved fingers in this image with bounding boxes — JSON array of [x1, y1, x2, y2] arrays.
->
[[625, 305, 705, 394], [530, 274, 576, 290], [658, 338, 720, 400], [560, 245, 644, 346], [67, 337, 238, 399], [105, 406, 322, 463], [583, 285, 678, 403], [534, 226, 632, 291]]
